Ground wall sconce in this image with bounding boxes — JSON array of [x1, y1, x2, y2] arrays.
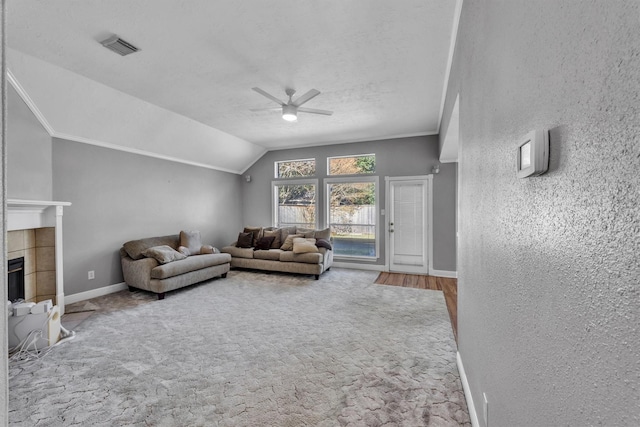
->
[[431, 164, 440, 174], [245, 175, 251, 182]]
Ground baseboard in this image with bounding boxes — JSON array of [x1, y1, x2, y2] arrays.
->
[[332, 264, 457, 276], [64, 282, 128, 305], [430, 269, 457, 278], [331, 262, 385, 272], [457, 351, 480, 427]]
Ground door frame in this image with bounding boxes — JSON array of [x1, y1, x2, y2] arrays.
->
[[384, 175, 433, 274]]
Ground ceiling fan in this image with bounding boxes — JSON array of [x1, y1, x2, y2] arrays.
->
[[250, 87, 333, 122]]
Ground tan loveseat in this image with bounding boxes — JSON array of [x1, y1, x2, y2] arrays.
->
[[120, 233, 231, 299], [221, 226, 333, 280]]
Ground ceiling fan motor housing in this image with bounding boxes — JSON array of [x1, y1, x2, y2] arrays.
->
[[282, 104, 297, 121]]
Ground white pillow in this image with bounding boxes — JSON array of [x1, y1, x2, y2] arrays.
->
[[293, 238, 319, 254], [180, 230, 202, 255]]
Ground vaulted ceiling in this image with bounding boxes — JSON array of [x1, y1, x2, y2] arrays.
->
[[7, 0, 458, 172]]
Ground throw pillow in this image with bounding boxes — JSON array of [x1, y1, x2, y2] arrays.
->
[[200, 245, 215, 254], [236, 232, 253, 248], [293, 238, 319, 254], [254, 236, 276, 251], [243, 226, 262, 247], [177, 246, 191, 256], [180, 230, 202, 255], [142, 245, 187, 264], [280, 234, 303, 251], [314, 227, 331, 240], [262, 229, 282, 249], [123, 235, 178, 260], [315, 238, 332, 250]]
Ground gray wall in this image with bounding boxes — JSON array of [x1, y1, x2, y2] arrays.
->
[[443, 1, 640, 425], [242, 136, 457, 272], [7, 84, 52, 200], [52, 139, 243, 296]]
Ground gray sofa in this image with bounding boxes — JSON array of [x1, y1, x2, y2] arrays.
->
[[221, 226, 333, 280], [120, 234, 231, 299]]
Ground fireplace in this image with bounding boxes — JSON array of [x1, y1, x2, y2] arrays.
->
[[7, 199, 71, 314], [8, 257, 25, 302]]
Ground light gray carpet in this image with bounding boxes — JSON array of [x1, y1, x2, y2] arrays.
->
[[10, 268, 470, 426]]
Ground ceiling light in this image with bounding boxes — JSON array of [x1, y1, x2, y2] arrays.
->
[[282, 105, 297, 122]]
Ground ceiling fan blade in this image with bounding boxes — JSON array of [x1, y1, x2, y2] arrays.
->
[[252, 87, 285, 106], [292, 89, 321, 107], [249, 107, 282, 112], [297, 107, 333, 116]]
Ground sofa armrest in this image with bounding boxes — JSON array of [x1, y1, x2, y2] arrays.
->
[[121, 256, 159, 290], [319, 247, 333, 270]]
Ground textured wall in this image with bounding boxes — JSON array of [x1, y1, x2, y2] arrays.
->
[[52, 139, 243, 296], [449, 1, 640, 425], [6, 84, 52, 200], [241, 136, 457, 272], [1, 1, 10, 422]]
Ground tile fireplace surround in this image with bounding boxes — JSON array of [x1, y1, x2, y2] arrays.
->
[[6, 199, 71, 314]]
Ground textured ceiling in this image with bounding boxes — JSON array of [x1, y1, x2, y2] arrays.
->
[[7, 0, 456, 151]]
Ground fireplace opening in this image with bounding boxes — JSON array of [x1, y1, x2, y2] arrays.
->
[[8, 257, 25, 302]]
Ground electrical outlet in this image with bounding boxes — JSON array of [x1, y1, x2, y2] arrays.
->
[[483, 392, 489, 426], [88, 270, 95, 280]]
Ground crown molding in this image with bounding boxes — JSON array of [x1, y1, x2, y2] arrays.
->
[[436, 0, 464, 134]]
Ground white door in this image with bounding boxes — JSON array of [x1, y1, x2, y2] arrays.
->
[[387, 176, 430, 274]]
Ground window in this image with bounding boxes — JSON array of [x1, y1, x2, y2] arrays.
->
[[275, 158, 315, 178], [326, 176, 378, 258], [328, 154, 375, 175], [273, 179, 317, 228]]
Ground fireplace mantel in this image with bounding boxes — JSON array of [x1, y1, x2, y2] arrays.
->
[[7, 199, 71, 314], [7, 199, 71, 231]]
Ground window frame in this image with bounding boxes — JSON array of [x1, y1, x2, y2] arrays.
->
[[272, 179, 319, 229], [324, 175, 379, 261], [326, 153, 376, 176], [274, 158, 316, 179]]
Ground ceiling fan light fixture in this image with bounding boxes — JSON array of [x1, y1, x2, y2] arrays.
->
[[282, 105, 297, 122]]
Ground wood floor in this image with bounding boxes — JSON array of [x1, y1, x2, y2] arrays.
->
[[374, 272, 458, 343]]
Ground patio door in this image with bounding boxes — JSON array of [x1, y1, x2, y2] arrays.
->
[[386, 176, 431, 274]]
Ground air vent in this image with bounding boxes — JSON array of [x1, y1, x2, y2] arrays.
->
[[100, 35, 139, 56]]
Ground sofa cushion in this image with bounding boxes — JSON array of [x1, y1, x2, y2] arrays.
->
[[255, 236, 275, 250], [180, 230, 203, 255], [123, 235, 179, 260], [142, 245, 187, 264], [279, 251, 323, 264], [314, 227, 331, 240], [293, 238, 319, 254], [221, 246, 255, 259], [151, 253, 232, 279], [280, 226, 298, 243], [296, 227, 316, 238], [262, 229, 282, 249], [243, 226, 263, 247], [236, 232, 253, 248], [253, 249, 283, 261], [280, 234, 303, 251]]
